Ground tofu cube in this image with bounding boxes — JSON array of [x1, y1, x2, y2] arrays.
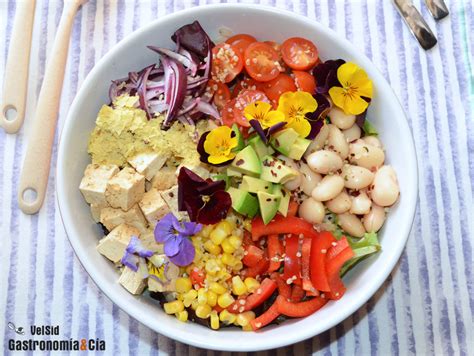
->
[[140, 229, 164, 253], [160, 185, 183, 218], [96, 224, 140, 263], [119, 266, 146, 295], [150, 166, 177, 191], [139, 189, 171, 226], [105, 167, 145, 211], [128, 152, 168, 181], [90, 202, 109, 223], [79, 164, 119, 205], [176, 163, 210, 180], [100, 204, 148, 234]]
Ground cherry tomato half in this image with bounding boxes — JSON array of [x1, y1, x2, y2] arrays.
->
[[292, 70, 317, 94], [244, 42, 280, 82], [232, 76, 265, 98], [211, 43, 244, 83], [264, 40, 286, 70], [233, 89, 270, 127], [226, 34, 257, 56], [261, 73, 297, 105], [221, 98, 237, 127], [281, 37, 319, 71], [207, 80, 231, 111]]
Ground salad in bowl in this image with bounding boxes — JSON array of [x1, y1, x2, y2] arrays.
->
[[78, 21, 400, 332]]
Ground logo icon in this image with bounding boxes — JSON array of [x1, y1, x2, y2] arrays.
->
[[7, 322, 25, 335]]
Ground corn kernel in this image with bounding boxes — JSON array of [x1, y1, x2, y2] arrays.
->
[[201, 225, 214, 238], [232, 261, 243, 271], [243, 220, 252, 231], [228, 235, 242, 249], [176, 310, 188, 322], [235, 311, 255, 326], [182, 289, 198, 307], [197, 288, 208, 305], [205, 259, 221, 275], [163, 300, 184, 314], [195, 304, 212, 319], [244, 278, 260, 293], [221, 239, 236, 254], [221, 253, 235, 266], [175, 277, 192, 293], [207, 290, 218, 307], [242, 324, 253, 331], [217, 292, 235, 308], [219, 309, 237, 324], [191, 299, 200, 310], [232, 276, 248, 296], [210, 227, 228, 245], [219, 220, 235, 232], [204, 240, 222, 255], [210, 311, 220, 330], [209, 282, 227, 295]]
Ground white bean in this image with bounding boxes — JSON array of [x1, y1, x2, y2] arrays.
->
[[312, 175, 345, 201], [337, 212, 366, 238], [306, 150, 343, 174], [342, 124, 361, 143], [304, 124, 330, 158], [363, 204, 386, 232], [362, 136, 383, 149], [371, 165, 400, 206], [299, 197, 326, 224], [299, 162, 322, 196], [327, 124, 349, 159], [326, 189, 351, 214], [349, 191, 372, 215], [328, 107, 356, 130], [342, 164, 375, 190], [277, 155, 302, 191], [349, 140, 385, 169]]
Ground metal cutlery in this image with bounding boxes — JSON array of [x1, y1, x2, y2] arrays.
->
[[424, 0, 450, 20]]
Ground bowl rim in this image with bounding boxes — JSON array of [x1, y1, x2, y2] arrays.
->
[[56, 3, 418, 351]]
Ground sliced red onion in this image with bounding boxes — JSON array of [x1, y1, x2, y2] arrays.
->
[[148, 45, 198, 75], [137, 64, 155, 120], [194, 97, 219, 119], [162, 56, 187, 128]]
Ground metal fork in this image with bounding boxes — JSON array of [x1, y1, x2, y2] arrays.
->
[[393, 0, 449, 50]]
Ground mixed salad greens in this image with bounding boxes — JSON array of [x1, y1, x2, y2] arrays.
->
[[81, 21, 400, 332]]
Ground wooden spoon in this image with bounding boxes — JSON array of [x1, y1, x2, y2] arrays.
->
[[18, 0, 88, 215], [0, 0, 36, 134]]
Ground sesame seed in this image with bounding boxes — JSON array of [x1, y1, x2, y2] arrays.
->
[[256, 288, 262, 294], [286, 278, 293, 284], [255, 322, 262, 328], [239, 299, 246, 305], [321, 293, 326, 298], [335, 292, 340, 297], [331, 242, 338, 246], [239, 306, 245, 313], [321, 249, 327, 254], [296, 252, 302, 258]]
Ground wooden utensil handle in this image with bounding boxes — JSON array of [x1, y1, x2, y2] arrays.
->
[[18, 1, 82, 215], [0, 0, 36, 134]]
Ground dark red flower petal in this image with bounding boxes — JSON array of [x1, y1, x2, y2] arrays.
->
[[305, 94, 331, 139], [312, 59, 345, 95], [196, 190, 232, 225]]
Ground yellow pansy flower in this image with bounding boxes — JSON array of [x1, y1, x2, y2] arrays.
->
[[203, 126, 238, 165], [243, 101, 285, 129], [328, 62, 373, 115], [277, 91, 318, 137]]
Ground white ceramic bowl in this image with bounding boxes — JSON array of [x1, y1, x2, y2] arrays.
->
[[57, 4, 417, 352]]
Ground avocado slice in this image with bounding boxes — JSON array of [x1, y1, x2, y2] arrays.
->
[[257, 191, 281, 224], [272, 185, 291, 217], [270, 128, 299, 156], [232, 124, 245, 152], [248, 134, 275, 159], [239, 176, 273, 194], [226, 166, 242, 177], [260, 156, 299, 184], [287, 137, 312, 160], [227, 187, 259, 218], [231, 146, 262, 176]]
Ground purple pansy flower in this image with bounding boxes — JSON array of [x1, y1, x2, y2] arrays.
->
[[154, 213, 202, 266], [121, 236, 154, 272]]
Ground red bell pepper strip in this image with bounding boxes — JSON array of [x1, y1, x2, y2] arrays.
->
[[287, 200, 299, 217], [271, 272, 292, 299], [267, 234, 283, 272], [242, 245, 265, 267], [251, 215, 318, 241], [250, 301, 280, 331], [275, 295, 328, 317], [310, 231, 337, 292], [190, 268, 206, 288], [290, 284, 306, 302], [301, 236, 316, 292], [326, 238, 354, 300], [243, 230, 254, 247], [228, 278, 277, 312], [326, 236, 350, 260], [282, 235, 302, 285], [241, 257, 269, 278]]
